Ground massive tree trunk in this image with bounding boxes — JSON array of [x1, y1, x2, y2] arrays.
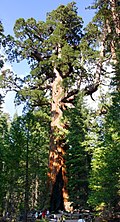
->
[[48, 65, 70, 212], [107, 0, 120, 61], [110, 0, 120, 35], [107, 0, 120, 89]]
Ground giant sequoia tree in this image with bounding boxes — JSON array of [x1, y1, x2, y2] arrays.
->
[[1, 2, 106, 212]]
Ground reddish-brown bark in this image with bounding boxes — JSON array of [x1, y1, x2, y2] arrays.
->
[[48, 66, 70, 212]]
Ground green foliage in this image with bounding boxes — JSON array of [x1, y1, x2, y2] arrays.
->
[[9, 112, 49, 210], [65, 94, 91, 208], [86, 87, 120, 214], [46, 2, 83, 45], [83, 1, 120, 218], [80, 22, 100, 63], [0, 113, 10, 210], [0, 110, 50, 214], [0, 2, 85, 110]]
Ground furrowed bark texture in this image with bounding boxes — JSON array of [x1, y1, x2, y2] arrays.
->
[[48, 66, 70, 212], [110, 0, 120, 35]]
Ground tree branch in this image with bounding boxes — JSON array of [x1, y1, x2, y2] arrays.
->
[[61, 89, 79, 103]]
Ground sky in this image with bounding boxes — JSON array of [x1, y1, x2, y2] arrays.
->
[[0, 0, 95, 119]]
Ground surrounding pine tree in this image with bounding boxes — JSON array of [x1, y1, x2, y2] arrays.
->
[[0, 112, 10, 215], [0, 110, 49, 218], [87, 91, 120, 220], [65, 94, 91, 209], [84, 0, 120, 219]]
